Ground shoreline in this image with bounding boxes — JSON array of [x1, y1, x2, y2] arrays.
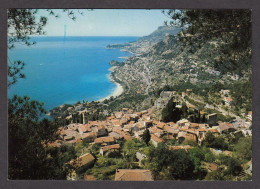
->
[[97, 70, 124, 102]]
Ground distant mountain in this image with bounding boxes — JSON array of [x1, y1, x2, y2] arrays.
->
[[107, 25, 182, 54]]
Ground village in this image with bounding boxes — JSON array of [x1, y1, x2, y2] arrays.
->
[[48, 90, 252, 181]]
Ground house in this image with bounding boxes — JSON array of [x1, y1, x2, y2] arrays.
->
[[177, 132, 197, 144], [134, 130, 145, 140], [169, 145, 193, 151], [224, 96, 233, 106], [217, 122, 236, 134], [156, 122, 165, 129], [130, 124, 140, 133], [207, 163, 219, 172], [190, 123, 199, 129], [164, 125, 179, 138], [150, 134, 164, 147], [115, 169, 153, 181], [109, 132, 124, 140], [92, 125, 108, 137], [121, 131, 134, 141], [64, 135, 75, 141], [177, 119, 189, 127], [94, 136, 115, 145], [82, 132, 97, 143], [78, 124, 91, 135], [115, 112, 123, 119], [149, 126, 164, 137], [100, 144, 120, 156], [68, 153, 95, 170]]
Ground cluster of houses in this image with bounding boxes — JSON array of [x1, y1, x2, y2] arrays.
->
[[49, 90, 252, 181], [53, 102, 252, 152]]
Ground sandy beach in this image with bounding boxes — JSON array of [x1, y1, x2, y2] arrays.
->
[[97, 72, 124, 102]]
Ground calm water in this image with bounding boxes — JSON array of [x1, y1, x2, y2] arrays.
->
[[8, 36, 138, 110]]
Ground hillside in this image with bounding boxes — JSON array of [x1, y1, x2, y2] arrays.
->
[[107, 25, 182, 54], [107, 26, 251, 119]]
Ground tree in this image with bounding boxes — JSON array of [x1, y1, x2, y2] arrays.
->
[[147, 143, 195, 180], [233, 136, 252, 162], [142, 129, 151, 145], [8, 95, 75, 179], [7, 9, 86, 180], [203, 132, 229, 150], [162, 98, 182, 122]]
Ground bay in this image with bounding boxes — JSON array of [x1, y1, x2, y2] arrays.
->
[[8, 36, 138, 110]]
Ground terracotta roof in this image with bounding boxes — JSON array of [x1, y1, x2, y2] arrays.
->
[[197, 128, 207, 132], [68, 153, 95, 169], [94, 136, 114, 144], [151, 134, 163, 143], [185, 133, 197, 142], [79, 125, 87, 133], [164, 125, 178, 134], [109, 132, 124, 140], [157, 122, 165, 129], [208, 128, 219, 133], [208, 163, 219, 171], [82, 132, 97, 139], [149, 126, 163, 134], [101, 144, 120, 152], [169, 145, 193, 151], [190, 123, 199, 128], [218, 124, 235, 132], [115, 169, 153, 181], [180, 125, 189, 131], [84, 175, 96, 181]]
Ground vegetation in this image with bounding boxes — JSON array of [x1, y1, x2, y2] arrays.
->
[[162, 98, 182, 122], [142, 129, 151, 145], [203, 132, 230, 151], [8, 95, 76, 179], [165, 9, 251, 76]]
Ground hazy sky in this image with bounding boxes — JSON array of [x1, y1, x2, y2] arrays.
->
[[38, 9, 172, 36]]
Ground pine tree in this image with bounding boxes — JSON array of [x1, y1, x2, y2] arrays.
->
[[142, 129, 151, 145]]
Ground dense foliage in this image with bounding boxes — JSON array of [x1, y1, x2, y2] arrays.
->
[[165, 9, 251, 76], [8, 95, 76, 179]]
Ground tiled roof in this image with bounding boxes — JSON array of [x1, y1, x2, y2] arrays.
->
[[115, 169, 153, 181], [68, 153, 95, 169], [151, 134, 163, 143], [101, 144, 120, 152], [94, 136, 114, 144]]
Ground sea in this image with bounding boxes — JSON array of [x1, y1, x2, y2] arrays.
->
[[8, 36, 138, 111]]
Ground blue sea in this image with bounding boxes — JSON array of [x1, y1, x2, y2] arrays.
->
[[8, 36, 138, 110]]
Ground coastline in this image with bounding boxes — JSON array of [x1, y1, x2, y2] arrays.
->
[[97, 68, 124, 102]]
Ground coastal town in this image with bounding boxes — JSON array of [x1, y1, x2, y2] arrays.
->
[[48, 89, 252, 181], [8, 9, 252, 181]]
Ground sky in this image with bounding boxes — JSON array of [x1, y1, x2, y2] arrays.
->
[[38, 9, 172, 36]]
